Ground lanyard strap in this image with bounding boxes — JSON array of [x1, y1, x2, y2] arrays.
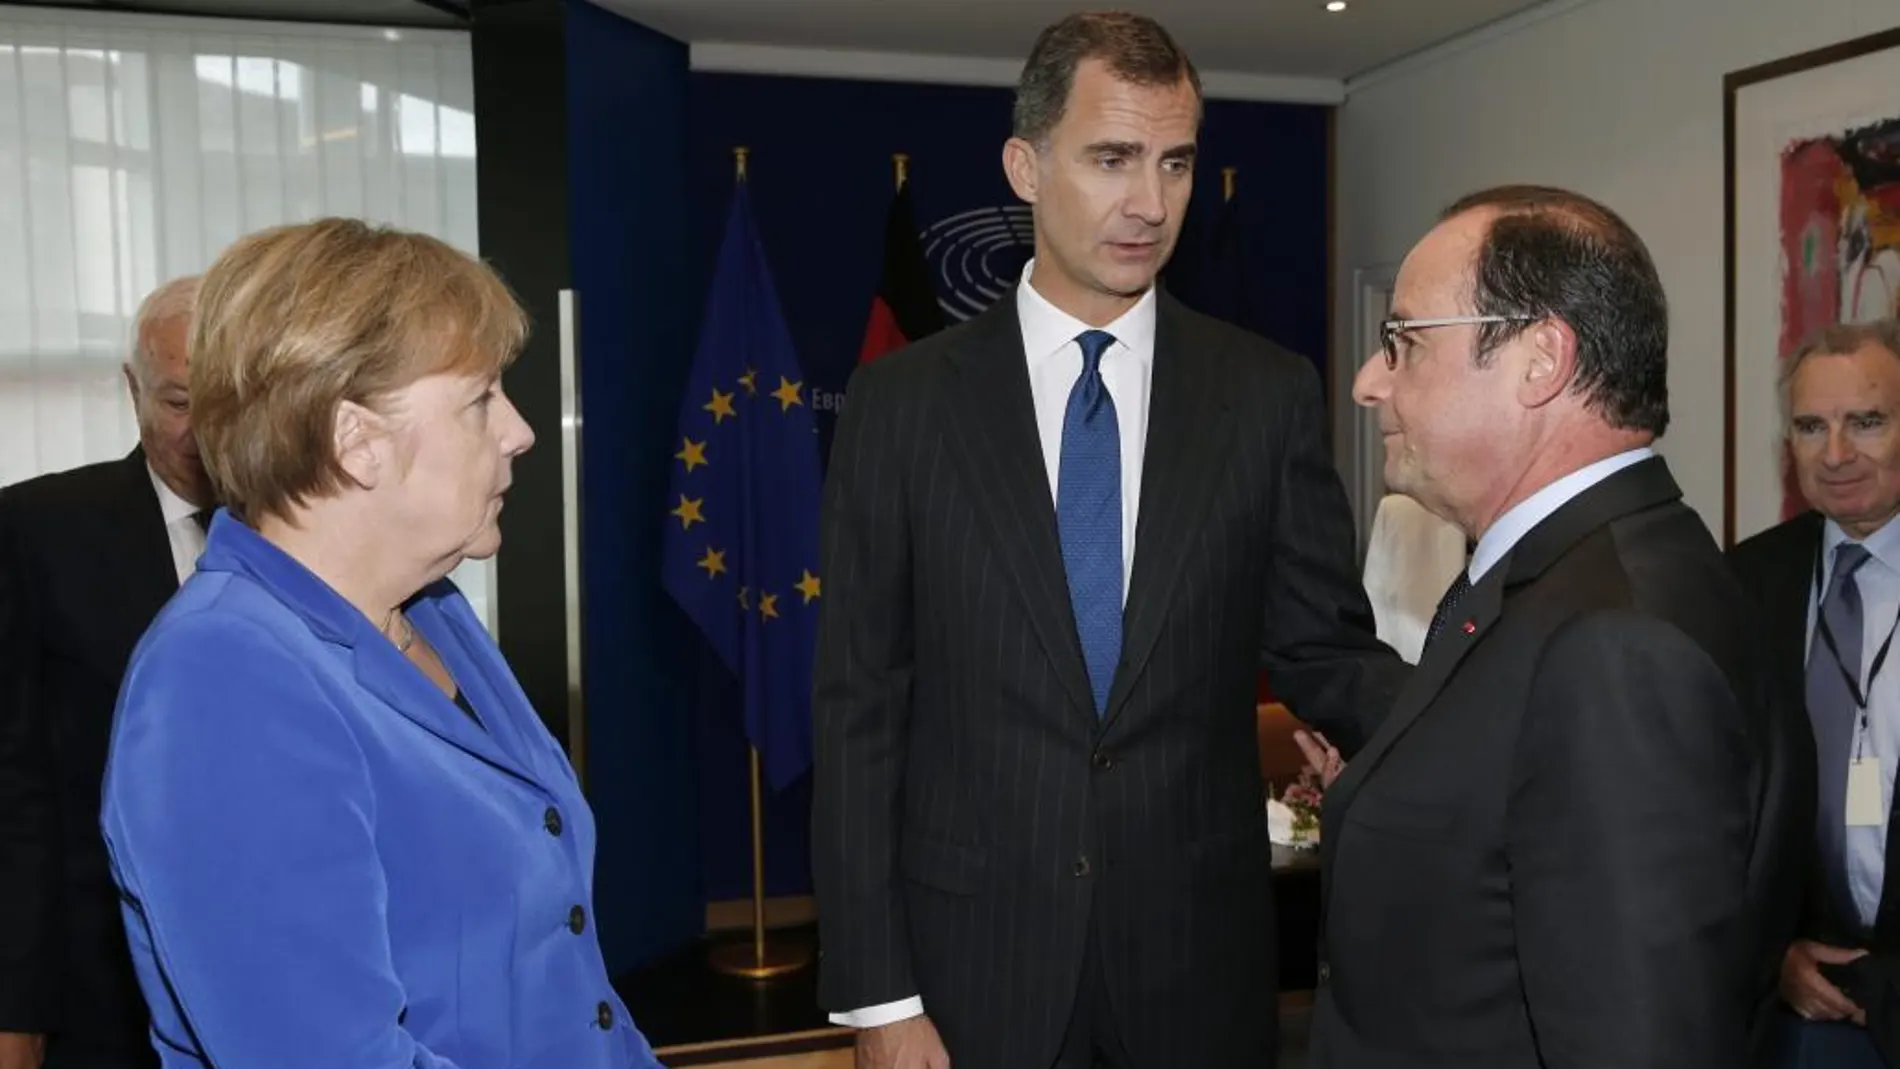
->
[[1815, 548, 1900, 712]]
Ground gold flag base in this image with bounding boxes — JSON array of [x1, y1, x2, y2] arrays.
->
[[708, 931, 812, 980], [708, 739, 812, 981]]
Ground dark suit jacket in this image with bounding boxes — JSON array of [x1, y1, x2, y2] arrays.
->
[[0, 448, 171, 1066], [811, 292, 1408, 1069], [1312, 458, 1813, 1069], [1730, 510, 1900, 1061]]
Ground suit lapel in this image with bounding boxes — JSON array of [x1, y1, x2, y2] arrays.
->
[[415, 592, 563, 787], [1321, 457, 1685, 901], [1763, 514, 1838, 934], [350, 634, 545, 790], [114, 448, 183, 614], [1878, 810, 1900, 944], [941, 301, 1098, 720], [1104, 297, 1232, 726], [1767, 514, 1819, 698], [1320, 566, 1499, 866], [198, 516, 545, 789]]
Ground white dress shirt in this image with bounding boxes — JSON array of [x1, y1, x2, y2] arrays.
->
[[1809, 516, 1900, 928], [1018, 259, 1155, 600], [831, 262, 1159, 1030], [149, 464, 207, 586], [1465, 447, 1655, 584]]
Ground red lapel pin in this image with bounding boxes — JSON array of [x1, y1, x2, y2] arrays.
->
[[1461, 621, 1476, 634]]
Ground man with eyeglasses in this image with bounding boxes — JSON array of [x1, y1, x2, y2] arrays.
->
[[1310, 184, 1811, 1069]]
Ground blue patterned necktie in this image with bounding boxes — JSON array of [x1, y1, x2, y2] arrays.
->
[[1058, 329, 1122, 716], [1809, 541, 1872, 924]]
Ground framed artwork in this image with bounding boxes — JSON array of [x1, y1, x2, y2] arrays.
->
[[1724, 26, 1900, 546]]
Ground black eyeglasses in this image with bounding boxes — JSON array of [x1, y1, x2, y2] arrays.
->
[[1379, 314, 1538, 368]]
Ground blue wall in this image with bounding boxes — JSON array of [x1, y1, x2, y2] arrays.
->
[[684, 71, 1333, 901], [565, 0, 701, 972]]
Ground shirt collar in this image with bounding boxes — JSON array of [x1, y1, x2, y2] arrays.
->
[[1014, 257, 1157, 368], [1467, 447, 1656, 583], [147, 462, 199, 526], [1822, 512, 1900, 578]]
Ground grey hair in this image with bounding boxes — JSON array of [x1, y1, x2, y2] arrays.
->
[[127, 275, 200, 387], [1778, 319, 1900, 429]]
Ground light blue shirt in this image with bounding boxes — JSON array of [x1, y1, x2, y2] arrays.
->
[[1810, 516, 1900, 928], [1466, 447, 1656, 583]]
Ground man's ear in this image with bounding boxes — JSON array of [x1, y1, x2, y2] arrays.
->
[[1003, 137, 1041, 204], [1518, 318, 1578, 409]]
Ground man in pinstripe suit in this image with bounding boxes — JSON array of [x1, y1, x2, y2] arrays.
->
[[812, 13, 1406, 1069]]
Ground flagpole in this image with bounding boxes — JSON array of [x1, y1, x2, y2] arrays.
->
[[1222, 165, 1237, 202], [893, 151, 908, 190], [709, 746, 804, 978], [708, 142, 810, 982]]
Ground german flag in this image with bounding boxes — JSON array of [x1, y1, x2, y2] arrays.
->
[[858, 181, 944, 363]]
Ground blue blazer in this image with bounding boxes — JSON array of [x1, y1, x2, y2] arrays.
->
[[101, 515, 661, 1069]]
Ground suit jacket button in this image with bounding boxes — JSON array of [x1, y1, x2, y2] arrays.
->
[[544, 807, 563, 836], [1074, 855, 1091, 878], [569, 905, 587, 934], [1318, 962, 1331, 985], [1092, 751, 1113, 770], [596, 1001, 615, 1029]]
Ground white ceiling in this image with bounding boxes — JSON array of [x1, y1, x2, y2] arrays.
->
[[593, 0, 1554, 82]]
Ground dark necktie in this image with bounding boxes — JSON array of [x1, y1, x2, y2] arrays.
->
[[1057, 329, 1122, 716], [191, 508, 213, 534], [1424, 569, 1472, 654], [1808, 541, 1871, 923]]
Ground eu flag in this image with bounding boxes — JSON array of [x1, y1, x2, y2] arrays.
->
[[661, 180, 821, 791]]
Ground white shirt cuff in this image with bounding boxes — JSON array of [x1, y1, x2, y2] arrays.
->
[[829, 996, 924, 1029]]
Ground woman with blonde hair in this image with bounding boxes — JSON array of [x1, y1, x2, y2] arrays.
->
[[100, 218, 661, 1068]]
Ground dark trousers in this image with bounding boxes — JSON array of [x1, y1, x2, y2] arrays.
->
[[1053, 909, 1135, 1069], [1776, 1011, 1888, 1069]]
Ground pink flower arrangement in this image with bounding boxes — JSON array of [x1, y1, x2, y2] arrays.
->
[[1279, 768, 1325, 840]]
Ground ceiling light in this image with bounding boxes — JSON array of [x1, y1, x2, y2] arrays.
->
[[1326, 1, 1347, 10]]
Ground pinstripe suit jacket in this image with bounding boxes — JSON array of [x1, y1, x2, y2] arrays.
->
[[812, 291, 1406, 1068]]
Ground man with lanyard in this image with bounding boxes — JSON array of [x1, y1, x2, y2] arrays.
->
[[1732, 318, 1900, 1069]]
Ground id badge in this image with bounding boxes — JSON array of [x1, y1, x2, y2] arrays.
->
[[1847, 756, 1885, 827]]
